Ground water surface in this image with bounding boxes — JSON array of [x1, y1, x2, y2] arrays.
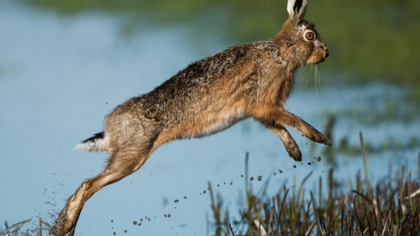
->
[[0, 1, 418, 235]]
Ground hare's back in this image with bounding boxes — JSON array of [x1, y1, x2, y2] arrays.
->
[[150, 41, 278, 99], [127, 41, 279, 123]]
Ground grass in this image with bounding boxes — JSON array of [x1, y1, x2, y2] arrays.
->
[[0, 204, 56, 236], [0, 218, 51, 236], [2, 132, 419, 235], [207, 132, 420, 235]]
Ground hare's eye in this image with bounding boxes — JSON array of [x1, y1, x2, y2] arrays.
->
[[305, 32, 315, 41]]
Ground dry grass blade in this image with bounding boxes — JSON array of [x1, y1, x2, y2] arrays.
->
[[297, 200, 312, 236], [298, 171, 313, 208], [228, 222, 236, 236], [275, 189, 289, 235], [360, 132, 373, 200], [353, 196, 365, 235], [2, 219, 31, 234], [267, 206, 274, 235], [381, 210, 391, 236], [352, 190, 373, 205], [254, 219, 267, 236], [311, 191, 323, 235], [305, 221, 317, 236]]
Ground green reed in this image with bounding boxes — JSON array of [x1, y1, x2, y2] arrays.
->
[[208, 134, 420, 236]]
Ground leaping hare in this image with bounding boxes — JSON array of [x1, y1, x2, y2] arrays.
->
[[51, 0, 329, 235]]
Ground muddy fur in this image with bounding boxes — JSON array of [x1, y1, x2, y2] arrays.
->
[[51, 0, 330, 235]]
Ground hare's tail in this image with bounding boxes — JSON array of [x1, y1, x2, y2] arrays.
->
[[74, 132, 110, 152]]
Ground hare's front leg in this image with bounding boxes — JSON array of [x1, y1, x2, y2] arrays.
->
[[274, 110, 329, 145], [258, 119, 302, 161]]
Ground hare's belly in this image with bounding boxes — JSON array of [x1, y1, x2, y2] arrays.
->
[[183, 111, 247, 139]]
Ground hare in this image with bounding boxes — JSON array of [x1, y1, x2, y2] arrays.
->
[[51, 0, 329, 235]]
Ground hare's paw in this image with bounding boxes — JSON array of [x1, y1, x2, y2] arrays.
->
[[284, 142, 302, 161], [50, 212, 75, 236], [50, 199, 78, 236], [302, 127, 328, 144]]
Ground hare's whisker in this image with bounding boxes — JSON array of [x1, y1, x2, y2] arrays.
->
[[314, 64, 321, 99]]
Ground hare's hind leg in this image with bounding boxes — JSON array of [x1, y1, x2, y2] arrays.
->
[[51, 146, 155, 236], [258, 119, 302, 161]]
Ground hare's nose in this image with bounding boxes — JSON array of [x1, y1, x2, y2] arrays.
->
[[320, 45, 329, 57], [324, 48, 329, 58]]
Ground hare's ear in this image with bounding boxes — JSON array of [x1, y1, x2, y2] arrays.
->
[[287, 0, 308, 21]]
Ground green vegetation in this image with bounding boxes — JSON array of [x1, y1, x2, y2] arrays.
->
[[2, 134, 419, 235], [320, 113, 419, 159], [336, 134, 419, 156], [207, 135, 420, 235], [19, 0, 420, 86]]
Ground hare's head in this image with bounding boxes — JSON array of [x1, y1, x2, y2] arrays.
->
[[273, 0, 329, 65]]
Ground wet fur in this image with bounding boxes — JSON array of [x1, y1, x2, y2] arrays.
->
[[51, 0, 329, 235]]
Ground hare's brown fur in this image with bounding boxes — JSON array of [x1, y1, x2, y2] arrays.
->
[[51, 0, 329, 235]]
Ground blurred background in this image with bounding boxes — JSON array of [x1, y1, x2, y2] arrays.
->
[[0, 0, 419, 235]]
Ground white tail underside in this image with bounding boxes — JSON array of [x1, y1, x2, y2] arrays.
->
[[74, 135, 110, 152]]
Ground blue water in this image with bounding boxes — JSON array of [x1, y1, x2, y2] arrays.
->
[[0, 1, 419, 235]]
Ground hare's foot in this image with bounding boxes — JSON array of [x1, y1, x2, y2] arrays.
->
[[50, 196, 80, 236], [283, 140, 302, 161], [301, 126, 329, 145], [257, 119, 302, 161], [277, 128, 302, 161], [51, 149, 155, 236]]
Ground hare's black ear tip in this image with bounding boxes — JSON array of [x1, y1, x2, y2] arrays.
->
[[287, 0, 308, 19]]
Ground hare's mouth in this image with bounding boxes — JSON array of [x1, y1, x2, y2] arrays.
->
[[315, 57, 326, 64], [307, 54, 327, 64]]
